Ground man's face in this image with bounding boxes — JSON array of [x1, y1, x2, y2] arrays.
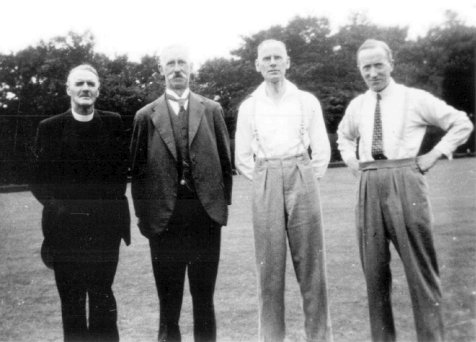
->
[[66, 69, 100, 109], [160, 46, 192, 92], [255, 42, 290, 83], [358, 46, 393, 92]]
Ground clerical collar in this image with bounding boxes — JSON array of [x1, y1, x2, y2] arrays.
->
[[166, 88, 190, 101], [72, 109, 94, 122]]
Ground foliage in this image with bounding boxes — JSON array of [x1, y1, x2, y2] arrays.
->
[[0, 31, 164, 183], [195, 58, 258, 138], [197, 12, 474, 155], [0, 13, 475, 183]]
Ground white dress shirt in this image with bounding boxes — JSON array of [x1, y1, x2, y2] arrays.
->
[[166, 88, 190, 115], [337, 79, 473, 164], [235, 80, 331, 180]]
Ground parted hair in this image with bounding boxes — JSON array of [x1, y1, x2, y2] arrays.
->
[[357, 39, 394, 65]]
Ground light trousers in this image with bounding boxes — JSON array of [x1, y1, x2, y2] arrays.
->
[[252, 154, 332, 342], [358, 158, 444, 342]]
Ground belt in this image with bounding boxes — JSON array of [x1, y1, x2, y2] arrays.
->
[[359, 158, 417, 171]]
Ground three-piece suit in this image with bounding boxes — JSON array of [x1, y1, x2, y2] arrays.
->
[[130, 91, 232, 342]]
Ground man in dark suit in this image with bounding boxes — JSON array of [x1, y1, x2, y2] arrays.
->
[[130, 44, 232, 342], [31, 64, 130, 342]]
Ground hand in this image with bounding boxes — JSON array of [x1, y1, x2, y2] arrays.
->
[[416, 149, 443, 173], [347, 158, 361, 178], [137, 219, 156, 239]]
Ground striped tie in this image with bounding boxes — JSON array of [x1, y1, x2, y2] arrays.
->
[[371, 93, 386, 160]]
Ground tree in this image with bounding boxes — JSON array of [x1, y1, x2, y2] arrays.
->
[[1, 14, 474, 183], [405, 11, 476, 153], [0, 31, 98, 183], [196, 58, 258, 138], [0, 31, 159, 183], [198, 15, 411, 135]]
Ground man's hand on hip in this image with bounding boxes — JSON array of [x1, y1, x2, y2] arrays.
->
[[346, 158, 361, 178], [417, 149, 443, 173]]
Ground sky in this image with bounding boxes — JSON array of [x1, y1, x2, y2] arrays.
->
[[1, 0, 476, 66]]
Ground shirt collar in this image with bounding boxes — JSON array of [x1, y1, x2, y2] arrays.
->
[[71, 108, 94, 122], [253, 79, 299, 100], [369, 78, 395, 99], [166, 88, 190, 101]]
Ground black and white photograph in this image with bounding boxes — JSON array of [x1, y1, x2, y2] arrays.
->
[[1, 0, 475, 341]]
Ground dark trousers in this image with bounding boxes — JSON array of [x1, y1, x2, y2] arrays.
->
[[53, 237, 121, 342], [149, 197, 221, 342], [358, 159, 444, 342]]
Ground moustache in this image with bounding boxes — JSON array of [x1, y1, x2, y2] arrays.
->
[[168, 72, 186, 80]]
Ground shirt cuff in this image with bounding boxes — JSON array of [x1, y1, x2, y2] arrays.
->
[[342, 154, 359, 167]]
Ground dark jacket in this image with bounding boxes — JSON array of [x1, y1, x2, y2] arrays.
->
[[130, 92, 232, 238], [31, 110, 131, 266]]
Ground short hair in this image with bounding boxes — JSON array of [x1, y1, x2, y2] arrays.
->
[[357, 39, 393, 65], [159, 44, 192, 68], [257, 39, 288, 58], [66, 64, 100, 86]]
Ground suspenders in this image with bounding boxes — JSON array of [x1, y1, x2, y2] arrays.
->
[[251, 93, 308, 160]]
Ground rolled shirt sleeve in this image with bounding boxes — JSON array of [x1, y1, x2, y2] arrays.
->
[[337, 81, 473, 163], [416, 90, 474, 158]]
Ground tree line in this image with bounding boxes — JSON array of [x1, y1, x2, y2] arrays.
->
[[0, 11, 474, 184]]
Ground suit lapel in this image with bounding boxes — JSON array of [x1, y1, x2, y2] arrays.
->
[[188, 92, 204, 146], [151, 95, 177, 160]]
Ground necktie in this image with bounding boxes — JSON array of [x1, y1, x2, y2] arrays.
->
[[371, 93, 386, 160], [167, 96, 187, 114]]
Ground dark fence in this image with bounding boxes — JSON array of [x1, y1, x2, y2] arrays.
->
[[0, 113, 474, 186]]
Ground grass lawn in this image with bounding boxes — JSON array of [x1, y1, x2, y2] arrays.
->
[[1, 158, 475, 342]]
